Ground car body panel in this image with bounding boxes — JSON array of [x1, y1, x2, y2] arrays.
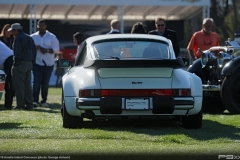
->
[[98, 68, 173, 78]]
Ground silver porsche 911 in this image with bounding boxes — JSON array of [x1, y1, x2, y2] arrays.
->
[[59, 34, 202, 129]]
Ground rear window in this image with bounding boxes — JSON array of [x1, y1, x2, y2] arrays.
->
[[93, 39, 170, 59]]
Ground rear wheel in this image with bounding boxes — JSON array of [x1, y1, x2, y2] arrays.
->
[[221, 72, 240, 114], [62, 89, 83, 128], [181, 110, 202, 129]]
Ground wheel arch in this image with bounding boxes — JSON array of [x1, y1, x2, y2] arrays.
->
[[187, 59, 204, 82], [222, 56, 240, 77]]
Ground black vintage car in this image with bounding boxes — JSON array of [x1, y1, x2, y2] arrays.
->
[[187, 38, 240, 114]]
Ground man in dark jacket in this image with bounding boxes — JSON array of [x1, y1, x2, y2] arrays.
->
[[148, 17, 180, 57], [106, 19, 121, 34]]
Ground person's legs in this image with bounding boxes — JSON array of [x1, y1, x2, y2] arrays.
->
[[55, 75, 59, 87], [58, 75, 62, 87], [4, 56, 14, 109], [24, 62, 33, 109], [41, 65, 53, 103], [32, 64, 43, 104], [12, 63, 27, 108]]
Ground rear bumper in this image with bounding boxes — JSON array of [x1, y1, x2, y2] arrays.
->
[[77, 97, 194, 114]]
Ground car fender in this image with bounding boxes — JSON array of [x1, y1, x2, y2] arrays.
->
[[222, 56, 240, 76], [172, 69, 202, 115], [188, 72, 202, 115], [62, 67, 100, 116], [172, 69, 202, 96]]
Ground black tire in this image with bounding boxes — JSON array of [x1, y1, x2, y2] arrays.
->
[[62, 89, 83, 128], [221, 72, 240, 114], [181, 110, 202, 129]]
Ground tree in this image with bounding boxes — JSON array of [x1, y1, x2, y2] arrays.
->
[[211, 0, 231, 42], [232, 0, 238, 33]]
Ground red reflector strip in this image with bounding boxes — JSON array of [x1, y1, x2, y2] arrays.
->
[[79, 89, 190, 97], [101, 89, 172, 96]]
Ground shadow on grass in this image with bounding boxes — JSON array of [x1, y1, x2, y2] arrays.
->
[[0, 103, 61, 114], [182, 119, 240, 141], [33, 103, 61, 114], [79, 118, 240, 141], [0, 123, 22, 129]]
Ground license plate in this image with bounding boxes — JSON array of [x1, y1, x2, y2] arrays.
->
[[125, 98, 149, 110]]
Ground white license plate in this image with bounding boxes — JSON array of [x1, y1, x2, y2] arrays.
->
[[125, 98, 149, 110]]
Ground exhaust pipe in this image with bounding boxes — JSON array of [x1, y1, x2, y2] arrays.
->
[[81, 110, 95, 119]]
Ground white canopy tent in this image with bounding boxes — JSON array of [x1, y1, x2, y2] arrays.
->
[[0, 0, 210, 34]]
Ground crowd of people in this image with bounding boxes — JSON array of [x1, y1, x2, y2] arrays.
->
[[0, 17, 220, 110]]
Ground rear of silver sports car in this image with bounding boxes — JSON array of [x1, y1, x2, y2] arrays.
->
[[77, 66, 202, 119], [62, 37, 202, 129]]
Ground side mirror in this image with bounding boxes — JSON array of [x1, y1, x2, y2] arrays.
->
[[57, 59, 71, 68]]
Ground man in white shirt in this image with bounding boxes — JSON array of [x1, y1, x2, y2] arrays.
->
[[0, 41, 14, 109], [31, 19, 59, 107]]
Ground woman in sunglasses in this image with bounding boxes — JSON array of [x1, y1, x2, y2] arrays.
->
[[187, 18, 220, 63], [148, 17, 180, 58]]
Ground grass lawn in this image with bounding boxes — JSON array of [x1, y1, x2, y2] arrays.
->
[[0, 87, 239, 160]]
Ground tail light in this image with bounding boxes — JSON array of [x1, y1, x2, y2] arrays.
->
[[79, 90, 101, 97], [79, 89, 191, 97], [172, 89, 191, 96]]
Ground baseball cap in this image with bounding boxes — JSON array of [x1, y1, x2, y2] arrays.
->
[[7, 23, 23, 31]]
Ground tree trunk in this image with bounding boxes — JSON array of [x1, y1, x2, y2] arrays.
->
[[232, 0, 238, 33], [211, 0, 230, 40]]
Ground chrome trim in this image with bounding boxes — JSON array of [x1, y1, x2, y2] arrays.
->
[[202, 84, 220, 91]]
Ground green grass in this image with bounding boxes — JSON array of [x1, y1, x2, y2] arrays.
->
[[0, 87, 239, 160]]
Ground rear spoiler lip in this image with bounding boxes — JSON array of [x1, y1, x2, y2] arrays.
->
[[83, 59, 185, 69]]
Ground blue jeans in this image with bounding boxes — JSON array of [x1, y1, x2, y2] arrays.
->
[[32, 63, 53, 103]]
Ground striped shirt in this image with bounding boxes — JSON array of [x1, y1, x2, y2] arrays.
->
[[12, 32, 36, 67]]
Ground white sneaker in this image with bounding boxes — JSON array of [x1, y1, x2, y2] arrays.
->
[[41, 103, 49, 108], [33, 102, 39, 108]]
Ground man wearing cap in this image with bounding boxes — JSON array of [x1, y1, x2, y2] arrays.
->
[[8, 23, 36, 110], [30, 19, 59, 108]]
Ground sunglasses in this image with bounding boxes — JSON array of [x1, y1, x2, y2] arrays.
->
[[156, 24, 165, 27]]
